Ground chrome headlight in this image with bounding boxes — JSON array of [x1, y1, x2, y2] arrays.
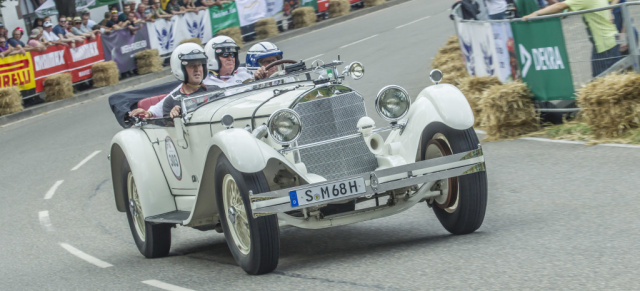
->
[[375, 85, 411, 121], [347, 62, 364, 80], [268, 109, 303, 145]]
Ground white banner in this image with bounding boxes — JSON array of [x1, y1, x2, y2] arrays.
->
[[147, 10, 213, 55], [491, 22, 515, 83], [265, 0, 284, 20], [35, 0, 96, 17], [235, 0, 268, 26], [457, 22, 497, 78]]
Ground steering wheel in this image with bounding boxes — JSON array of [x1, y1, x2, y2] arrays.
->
[[264, 59, 299, 73]]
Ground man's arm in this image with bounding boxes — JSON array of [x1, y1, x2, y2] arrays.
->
[[522, 2, 569, 21]]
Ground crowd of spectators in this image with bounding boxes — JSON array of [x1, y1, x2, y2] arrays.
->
[[0, 0, 234, 58]]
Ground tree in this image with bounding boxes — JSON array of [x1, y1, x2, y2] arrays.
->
[[53, 0, 76, 17]]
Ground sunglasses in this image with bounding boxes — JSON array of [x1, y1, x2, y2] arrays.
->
[[219, 52, 235, 58]]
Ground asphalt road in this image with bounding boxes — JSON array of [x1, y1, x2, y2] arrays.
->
[[2, 0, 640, 289]]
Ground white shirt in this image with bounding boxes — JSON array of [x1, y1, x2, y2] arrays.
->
[[42, 29, 59, 42], [484, 0, 507, 15], [202, 67, 253, 87]]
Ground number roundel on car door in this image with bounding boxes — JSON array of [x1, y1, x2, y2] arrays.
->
[[165, 136, 182, 181]]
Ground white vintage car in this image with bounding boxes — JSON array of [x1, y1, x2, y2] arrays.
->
[[109, 59, 487, 275]]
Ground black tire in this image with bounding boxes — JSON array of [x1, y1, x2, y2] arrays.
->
[[214, 154, 280, 275], [122, 158, 172, 258], [420, 122, 487, 235]]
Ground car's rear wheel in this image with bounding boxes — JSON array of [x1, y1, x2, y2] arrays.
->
[[215, 154, 280, 275], [122, 158, 172, 258], [421, 122, 487, 235]]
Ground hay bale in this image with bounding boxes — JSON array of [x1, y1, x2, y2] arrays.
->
[[479, 81, 539, 140], [438, 61, 468, 87], [364, 0, 385, 7], [292, 7, 316, 29], [136, 49, 163, 75], [445, 35, 459, 46], [217, 27, 244, 48], [179, 37, 203, 46], [576, 72, 640, 138], [329, 0, 350, 18], [457, 76, 503, 126], [431, 35, 466, 84], [255, 17, 279, 40], [0, 86, 24, 116], [91, 61, 119, 88], [44, 73, 73, 102]]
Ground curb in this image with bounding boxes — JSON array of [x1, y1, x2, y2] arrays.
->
[[0, 0, 411, 127]]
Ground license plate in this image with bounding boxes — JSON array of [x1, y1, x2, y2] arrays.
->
[[289, 177, 367, 207]]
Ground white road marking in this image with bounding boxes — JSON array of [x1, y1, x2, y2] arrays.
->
[[44, 180, 64, 200], [71, 150, 101, 171], [38, 211, 54, 232], [340, 34, 379, 49], [599, 143, 640, 149], [303, 54, 324, 62], [142, 280, 196, 291], [59, 243, 113, 268], [395, 16, 431, 29]]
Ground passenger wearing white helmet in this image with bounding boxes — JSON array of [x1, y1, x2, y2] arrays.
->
[[246, 41, 283, 80], [203, 36, 253, 86], [129, 43, 218, 118]]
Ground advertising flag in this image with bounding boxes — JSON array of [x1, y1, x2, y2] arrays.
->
[[209, 2, 242, 34], [0, 53, 35, 91], [102, 25, 151, 73], [235, 0, 268, 26]]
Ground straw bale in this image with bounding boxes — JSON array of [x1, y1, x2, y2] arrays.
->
[[431, 51, 464, 71], [136, 49, 159, 58], [438, 61, 468, 87], [478, 81, 539, 140], [0, 87, 23, 116], [445, 35, 459, 46], [364, 0, 385, 7], [217, 27, 244, 48], [255, 18, 279, 40], [136, 49, 163, 75], [329, 0, 350, 18], [575, 72, 640, 138], [179, 37, 203, 46], [92, 61, 119, 88], [457, 76, 502, 126], [44, 73, 74, 102], [292, 7, 316, 28]]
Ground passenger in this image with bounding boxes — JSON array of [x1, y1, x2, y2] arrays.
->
[[129, 43, 218, 118], [202, 36, 253, 86], [246, 41, 284, 80]]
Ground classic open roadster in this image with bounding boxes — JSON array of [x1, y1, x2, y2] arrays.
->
[[109, 59, 487, 275]]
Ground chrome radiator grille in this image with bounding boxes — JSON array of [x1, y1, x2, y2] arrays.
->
[[293, 92, 378, 181]]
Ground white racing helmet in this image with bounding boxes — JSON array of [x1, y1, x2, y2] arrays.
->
[[204, 36, 240, 72], [170, 43, 207, 84], [246, 41, 283, 72]]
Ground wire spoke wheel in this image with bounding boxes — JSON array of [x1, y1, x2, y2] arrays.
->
[[222, 174, 251, 255], [127, 172, 146, 241]]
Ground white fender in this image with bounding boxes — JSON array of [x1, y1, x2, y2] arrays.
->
[[110, 129, 176, 217], [384, 83, 475, 163]]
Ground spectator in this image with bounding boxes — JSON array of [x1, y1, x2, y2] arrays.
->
[[0, 23, 7, 39], [42, 21, 73, 46], [118, 4, 132, 22], [0, 36, 22, 57], [182, 0, 200, 12], [523, 1, 622, 77], [8, 27, 26, 48], [99, 11, 112, 26], [71, 16, 96, 40], [106, 10, 123, 30], [152, 0, 173, 19], [165, 0, 186, 15], [53, 15, 83, 46], [486, 0, 508, 19], [81, 8, 97, 29], [82, 14, 101, 35], [196, 0, 218, 8], [610, 0, 638, 54], [142, 0, 155, 15], [32, 18, 45, 30], [126, 11, 144, 35], [27, 28, 47, 51], [136, 3, 153, 21]]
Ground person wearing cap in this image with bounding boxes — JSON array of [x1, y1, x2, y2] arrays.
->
[[8, 28, 26, 48], [42, 21, 73, 46], [27, 28, 47, 52], [53, 15, 82, 47], [71, 16, 96, 40]]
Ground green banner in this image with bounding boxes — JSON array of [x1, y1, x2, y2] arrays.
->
[[301, 0, 318, 12], [511, 18, 574, 101], [209, 2, 241, 35]]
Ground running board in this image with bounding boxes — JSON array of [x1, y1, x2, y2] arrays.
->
[[145, 210, 190, 224]]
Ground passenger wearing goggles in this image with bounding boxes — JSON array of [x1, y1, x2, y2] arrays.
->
[[203, 36, 253, 86]]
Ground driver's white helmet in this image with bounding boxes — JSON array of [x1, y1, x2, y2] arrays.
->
[[204, 35, 239, 72], [246, 41, 283, 72], [170, 43, 207, 84]]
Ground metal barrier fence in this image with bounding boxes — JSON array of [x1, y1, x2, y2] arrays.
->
[[451, 1, 640, 103]]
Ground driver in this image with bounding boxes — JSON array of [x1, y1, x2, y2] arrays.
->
[[203, 36, 253, 86], [129, 43, 218, 118], [246, 41, 284, 80]]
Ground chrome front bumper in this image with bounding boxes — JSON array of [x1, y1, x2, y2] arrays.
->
[[249, 146, 485, 217]]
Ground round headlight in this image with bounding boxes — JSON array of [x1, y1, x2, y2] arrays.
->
[[375, 85, 411, 121], [348, 62, 364, 80], [267, 109, 303, 145]]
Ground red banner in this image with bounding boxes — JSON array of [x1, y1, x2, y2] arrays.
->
[[31, 34, 105, 92]]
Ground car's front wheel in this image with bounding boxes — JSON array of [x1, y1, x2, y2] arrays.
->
[[214, 154, 280, 275], [122, 158, 172, 258], [421, 122, 487, 235]]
